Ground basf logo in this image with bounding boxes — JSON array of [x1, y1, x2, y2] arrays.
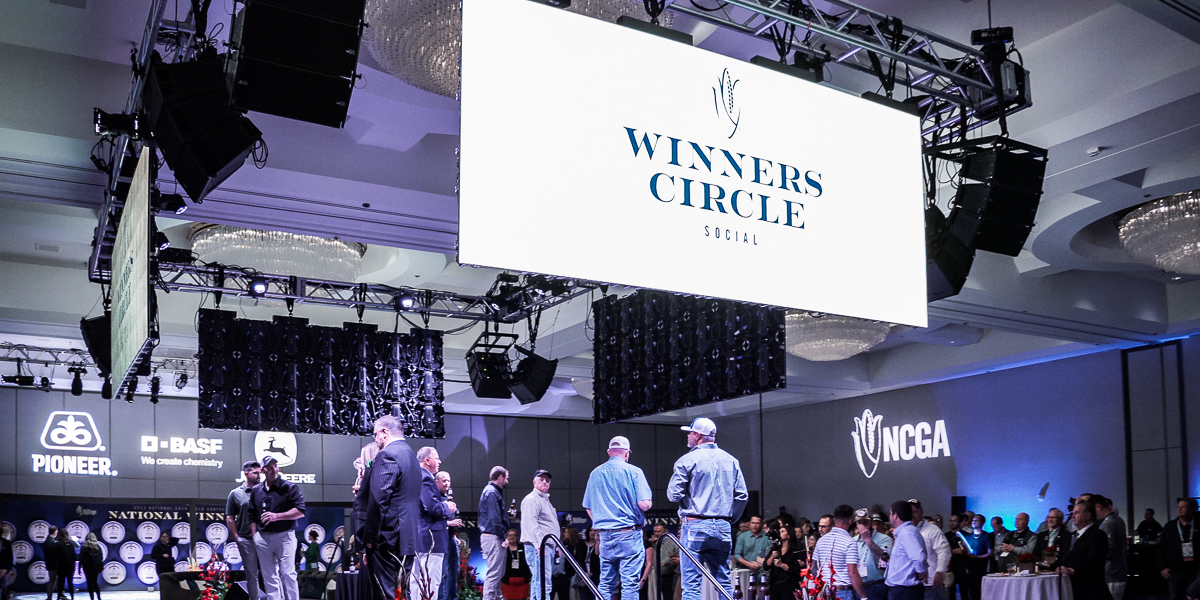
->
[[33, 411, 115, 476], [851, 409, 951, 479], [254, 431, 297, 467]]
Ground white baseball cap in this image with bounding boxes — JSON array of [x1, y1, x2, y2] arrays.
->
[[681, 417, 717, 437], [609, 436, 631, 450]]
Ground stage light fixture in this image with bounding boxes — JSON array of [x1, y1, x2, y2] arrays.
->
[[174, 371, 188, 391], [101, 376, 113, 399], [69, 365, 87, 396], [158, 193, 188, 215], [93, 108, 141, 138], [149, 375, 161, 404], [249, 277, 268, 297], [154, 231, 172, 252], [395, 290, 416, 309], [125, 376, 138, 403], [2, 375, 35, 386]]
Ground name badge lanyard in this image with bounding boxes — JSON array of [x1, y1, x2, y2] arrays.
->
[[1181, 520, 1194, 562]]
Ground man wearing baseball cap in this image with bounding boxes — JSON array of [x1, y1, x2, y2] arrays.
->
[[583, 436, 653, 600], [520, 470, 558, 600], [666, 418, 748, 600], [250, 455, 307, 600]]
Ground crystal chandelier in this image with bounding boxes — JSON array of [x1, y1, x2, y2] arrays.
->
[[189, 225, 367, 282], [1117, 190, 1200, 275], [363, 0, 672, 99], [784, 311, 893, 362]]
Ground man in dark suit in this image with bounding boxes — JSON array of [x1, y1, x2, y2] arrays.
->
[[1058, 499, 1113, 600], [1034, 508, 1073, 569], [1160, 498, 1200, 600], [411, 446, 457, 600], [364, 415, 423, 600]]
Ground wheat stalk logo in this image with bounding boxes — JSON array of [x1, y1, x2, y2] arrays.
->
[[713, 68, 741, 139]]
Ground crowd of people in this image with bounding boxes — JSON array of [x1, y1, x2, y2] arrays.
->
[[7, 413, 1198, 600]]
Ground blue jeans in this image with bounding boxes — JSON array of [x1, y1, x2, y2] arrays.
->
[[836, 590, 855, 600], [598, 530, 644, 600], [679, 520, 731, 600], [524, 543, 555, 600]]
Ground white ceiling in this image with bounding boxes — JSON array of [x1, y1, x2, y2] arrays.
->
[[1, 0, 1199, 421]]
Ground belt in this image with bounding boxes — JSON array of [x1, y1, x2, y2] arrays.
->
[[680, 516, 730, 523], [863, 580, 886, 587], [833, 585, 855, 590], [596, 526, 638, 533]]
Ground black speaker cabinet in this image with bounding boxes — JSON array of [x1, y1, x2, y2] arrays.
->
[[927, 231, 975, 302], [962, 147, 1047, 193], [466, 352, 513, 399], [948, 184, 1040, 256], [951, 495, 967, 516], [510, 352, 558, 405], [173, 116, 262, 203], [225, 0, 364, 127]]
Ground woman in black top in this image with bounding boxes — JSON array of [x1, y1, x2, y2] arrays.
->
[[56, 530, 77, 600], [79, 534, 104, 600], [554, 527, 581, 600], [150, 533, 176, 575], [573, 528, 601, 600], [764, 524, 802, 600]]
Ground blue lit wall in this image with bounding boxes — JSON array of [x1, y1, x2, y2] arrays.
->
[[751, 350, 1127, 527]]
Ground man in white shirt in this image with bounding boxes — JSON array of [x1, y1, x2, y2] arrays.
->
[[885, 501, 928, 600], [812, 505, 864, 600], [909, 499, 950, 600], [520, 470, 558, 600]]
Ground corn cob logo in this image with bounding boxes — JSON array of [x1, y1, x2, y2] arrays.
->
[[851, 408, 884, 478], [713, 68, 741, 139]]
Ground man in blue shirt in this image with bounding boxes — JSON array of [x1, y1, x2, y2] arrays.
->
[[478, 466, 512, 600], [666, 418, 748, 600], [885, 501, 928, 600], [854, 509, 892, 600], [583, 436, 653, 600]]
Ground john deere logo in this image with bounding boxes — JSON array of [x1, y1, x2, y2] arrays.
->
[[254, 431, 297, 468], [40, 411, 104, 451], [713, 68, 741, 139]]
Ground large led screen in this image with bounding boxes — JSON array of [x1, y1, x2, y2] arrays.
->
[[459, 0, 928, 327], [111, 153, 156, 390]]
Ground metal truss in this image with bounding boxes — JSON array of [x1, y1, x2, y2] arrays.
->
[[154, 260, 599, 323], [667, 0, 1028, 143], [0, 342, 196, 373], [88, 0, 196, 284]]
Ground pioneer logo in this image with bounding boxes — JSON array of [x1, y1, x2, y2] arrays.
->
[[41, 412, 104, 451], [851, 409, 951, 478], [33, 411, 115, 476]]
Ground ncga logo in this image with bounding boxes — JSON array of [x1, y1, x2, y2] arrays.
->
[[851, 409, 950, 479], [41, 412, 104, 451], [254, 431, 297, 467]]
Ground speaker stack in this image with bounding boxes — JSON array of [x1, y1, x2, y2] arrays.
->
[[946, 141, 1048, 257], [925, 137, 1048, 302], [225, 0, 366, 128], [143, 57, 262, 203]]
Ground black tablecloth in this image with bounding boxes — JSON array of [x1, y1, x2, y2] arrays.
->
[[335, 571, 368, 600]]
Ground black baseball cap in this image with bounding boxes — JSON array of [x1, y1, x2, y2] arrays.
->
[[261, 456, 279, 467], [534, 469, 552, 480]]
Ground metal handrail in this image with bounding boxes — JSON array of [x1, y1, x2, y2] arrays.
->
[[655, 531, 735, 600], [540, 534, 603, 600]]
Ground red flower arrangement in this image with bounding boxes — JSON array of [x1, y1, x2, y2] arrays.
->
[[1018, 553, 1037, 563], [199, 554, 231, 600], [458, 554, 483, 600], [798, 558, 832, 599]]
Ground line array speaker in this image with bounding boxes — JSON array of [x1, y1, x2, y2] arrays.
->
[[945, 143, 1047, 257], [143, 57, 261, 203], [225, 0, 365, 128]]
